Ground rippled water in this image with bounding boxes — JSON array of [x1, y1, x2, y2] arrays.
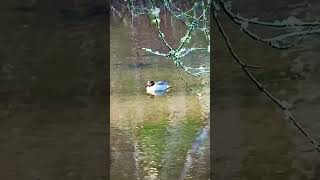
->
[[110, 14, 210, 180]]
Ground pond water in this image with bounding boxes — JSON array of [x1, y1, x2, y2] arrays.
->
[[110, 13, 210, 180], [213, 0, 320, 179]]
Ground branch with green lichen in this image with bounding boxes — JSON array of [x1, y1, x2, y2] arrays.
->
[[144, 2, 210, 77], [141, 1, 210, 109]]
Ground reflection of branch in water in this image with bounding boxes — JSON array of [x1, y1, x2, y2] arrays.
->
[[213, 9, 320, 153], [179, 125, 209, 180], [133, 142, 142, 180]]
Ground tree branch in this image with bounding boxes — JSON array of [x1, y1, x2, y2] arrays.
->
[[213, 8, 320, 153], [219, 0, 320, 27]]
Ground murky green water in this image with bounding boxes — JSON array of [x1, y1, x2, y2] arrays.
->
[[110, 14, 210, 180]]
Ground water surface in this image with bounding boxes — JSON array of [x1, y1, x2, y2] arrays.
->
[[110, 13, 210, 180]]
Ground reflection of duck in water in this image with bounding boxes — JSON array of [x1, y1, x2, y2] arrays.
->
[[145, 80, 170, 96]]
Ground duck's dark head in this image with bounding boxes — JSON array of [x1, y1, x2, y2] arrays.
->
[[145, 81, 155, 87]]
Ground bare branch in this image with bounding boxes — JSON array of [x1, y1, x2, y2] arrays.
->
[[230, 17, 305, 49], [213, 8, 320, 153], [142, 48, 168, 57], [265, 28, 320, 41], [219, 0, 320, 27], [176, 65, 209, 109]]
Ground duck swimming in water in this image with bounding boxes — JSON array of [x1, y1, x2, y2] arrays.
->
[[145, 80, 170, 95]]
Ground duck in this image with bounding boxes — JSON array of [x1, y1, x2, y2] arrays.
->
[[145, 80, 170, 95]]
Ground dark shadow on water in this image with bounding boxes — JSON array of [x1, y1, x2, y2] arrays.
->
[[0, 0, 108, 179]]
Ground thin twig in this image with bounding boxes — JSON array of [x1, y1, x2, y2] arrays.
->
[[228, 17, 304, 49], [217, 0, 309, 49], [176, 65, 209, 109], [155, 18, 173, 52], [264, 28, 320, 41], [219, 0, 320, 27], [176, 5, 209, 52]]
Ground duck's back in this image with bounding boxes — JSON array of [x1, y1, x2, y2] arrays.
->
[[153, 81, 169, 91], [155, 80, 168, 85]]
